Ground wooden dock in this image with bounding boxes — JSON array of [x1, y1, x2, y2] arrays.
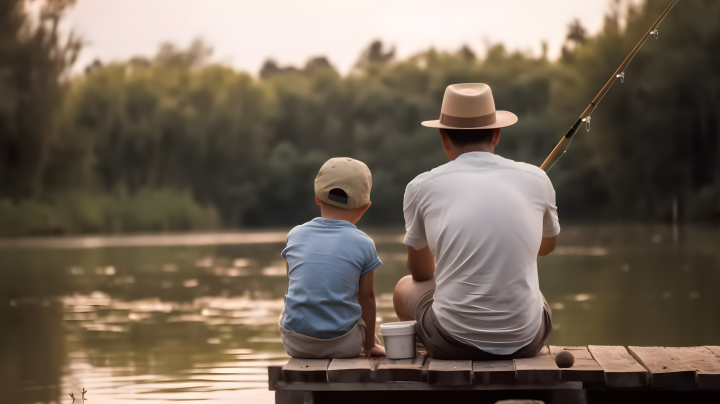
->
[[268, 345, 720, 404]]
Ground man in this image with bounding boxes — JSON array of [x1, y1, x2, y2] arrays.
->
[[393, 83, 560, 360]]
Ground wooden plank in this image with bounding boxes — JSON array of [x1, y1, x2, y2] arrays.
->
[[669, 347, 720, 390], [268, 365, 282, 390], [588, 345, 649, 387], [281, 358, 330, 383], [549, 346, 604, 383], [472, 360, 515, 384], [514, 346, 561, 383], [706, 346, 720, 358], [427, 359, 473, 385], [628, 346, 696, 388], [275, 381, 583, 391], [327, 357, 376, 383], [372, 355, 427, 382]]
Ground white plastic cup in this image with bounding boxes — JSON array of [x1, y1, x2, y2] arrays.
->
[[380, 320, 417, 359]]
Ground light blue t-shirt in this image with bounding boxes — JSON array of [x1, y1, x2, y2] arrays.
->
[[280, 217, 382, 339]]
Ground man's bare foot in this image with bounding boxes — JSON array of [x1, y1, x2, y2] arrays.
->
[[363, 344, 386, 357]]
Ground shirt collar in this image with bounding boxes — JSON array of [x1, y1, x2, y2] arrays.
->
[[452, 151, 501, 167], [311, 217, 357, 228], [454, 151, 496, 162]]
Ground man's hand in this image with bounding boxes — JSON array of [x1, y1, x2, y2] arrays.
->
[[538, 235, 558, 256], [407, 245, 435, 282], [362, 344, 386, 357]]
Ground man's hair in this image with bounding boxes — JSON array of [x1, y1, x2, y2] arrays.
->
[[443, 128, 496, 147]]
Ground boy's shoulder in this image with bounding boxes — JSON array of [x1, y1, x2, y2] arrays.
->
[[287, 219, 374, 243]]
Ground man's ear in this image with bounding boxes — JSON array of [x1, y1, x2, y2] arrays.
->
[[439, 129, 451, 151], [492, 128, 501, 146]]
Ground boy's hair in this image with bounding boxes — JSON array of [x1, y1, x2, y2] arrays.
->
[[444, 128, 495, 147]]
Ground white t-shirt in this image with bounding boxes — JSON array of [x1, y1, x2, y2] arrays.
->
[[403, 152, 560, 355]]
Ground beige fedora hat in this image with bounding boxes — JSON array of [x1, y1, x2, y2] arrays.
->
[[422, 83, 518, 129]]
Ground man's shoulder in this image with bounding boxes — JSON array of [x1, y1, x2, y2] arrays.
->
[[494, 155, 549, 180], [406, 161, 453, 191], [407, 156, 549, 190]]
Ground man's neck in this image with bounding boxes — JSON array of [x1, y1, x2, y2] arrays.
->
[[448, 143, 494, 161]]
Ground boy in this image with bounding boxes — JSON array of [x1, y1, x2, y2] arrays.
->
[[279, 157, 386, 358]]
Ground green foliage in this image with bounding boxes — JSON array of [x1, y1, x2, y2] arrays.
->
[[0, 189, 219, 236], [2, 0, 720, 235], [0, 0, 81, 198]]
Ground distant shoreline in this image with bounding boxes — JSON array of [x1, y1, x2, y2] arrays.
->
[[0, 230, 405, 249]]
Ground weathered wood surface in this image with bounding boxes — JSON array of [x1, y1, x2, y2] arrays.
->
[[514, 346, 561, 383], [268, 365, 282, 390], [372, 355, 427, 382], [706, 346, 720, 358], [427, 359, 473, 385], [627, 346, 696, 388], [549, 346, 604, 383], [275, 381, 583, 391], [272, 346, 720, 393], [588, 345, 649, 387], [282, 358, 330, 383], [669, 347, 720, 390], [472, 360, 515, 384], [327, 356, 376, 383]]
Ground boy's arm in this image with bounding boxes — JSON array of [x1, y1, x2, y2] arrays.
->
[[357, 271, 385, 356]]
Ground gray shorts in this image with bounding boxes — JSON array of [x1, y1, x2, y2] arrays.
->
[[279, 317, 366, 359], [398, 278, 553, 360]]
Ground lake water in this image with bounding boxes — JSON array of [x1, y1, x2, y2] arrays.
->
[[1, 225, 718, 403]]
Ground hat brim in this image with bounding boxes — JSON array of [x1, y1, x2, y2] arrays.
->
[[421, 110, 518, 130]]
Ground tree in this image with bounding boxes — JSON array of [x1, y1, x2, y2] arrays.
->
[[0, 0, 81, 199]]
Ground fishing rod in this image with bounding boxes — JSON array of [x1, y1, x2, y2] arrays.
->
[[540, 0, 679, 171]]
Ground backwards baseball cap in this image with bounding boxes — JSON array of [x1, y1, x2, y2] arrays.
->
[[314, 157, 372, 210]]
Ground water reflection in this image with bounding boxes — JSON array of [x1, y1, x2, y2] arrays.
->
[[0, 225, 718, 403]]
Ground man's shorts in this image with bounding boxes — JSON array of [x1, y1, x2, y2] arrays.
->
[[397, 277, 553, 360]]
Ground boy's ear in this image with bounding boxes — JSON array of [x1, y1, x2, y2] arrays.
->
[[358, 201, 371, 215], [315, 194, 322, 206]]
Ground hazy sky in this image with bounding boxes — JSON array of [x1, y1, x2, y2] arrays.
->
[[64, 0, 613, 75]]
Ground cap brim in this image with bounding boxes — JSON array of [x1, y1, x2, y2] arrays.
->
[[421, 110, 518, 129]]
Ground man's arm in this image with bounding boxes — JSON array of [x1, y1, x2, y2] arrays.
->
[[407, 245, 435, 281], [538, 235, 558, 256], [357, 271, 385, 356]]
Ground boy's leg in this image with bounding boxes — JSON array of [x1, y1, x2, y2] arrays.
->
[[393, 275, 435, 321]]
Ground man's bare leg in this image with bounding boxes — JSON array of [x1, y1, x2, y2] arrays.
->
[[393, 275, 416, 321]]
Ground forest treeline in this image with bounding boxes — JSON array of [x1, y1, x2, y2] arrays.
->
[[1, 0, 719, 236]]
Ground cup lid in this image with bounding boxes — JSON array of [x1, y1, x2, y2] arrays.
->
[[380, 320, 417, 336]]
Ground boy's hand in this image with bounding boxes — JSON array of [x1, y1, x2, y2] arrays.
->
[[362, 344, 386, 357]]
